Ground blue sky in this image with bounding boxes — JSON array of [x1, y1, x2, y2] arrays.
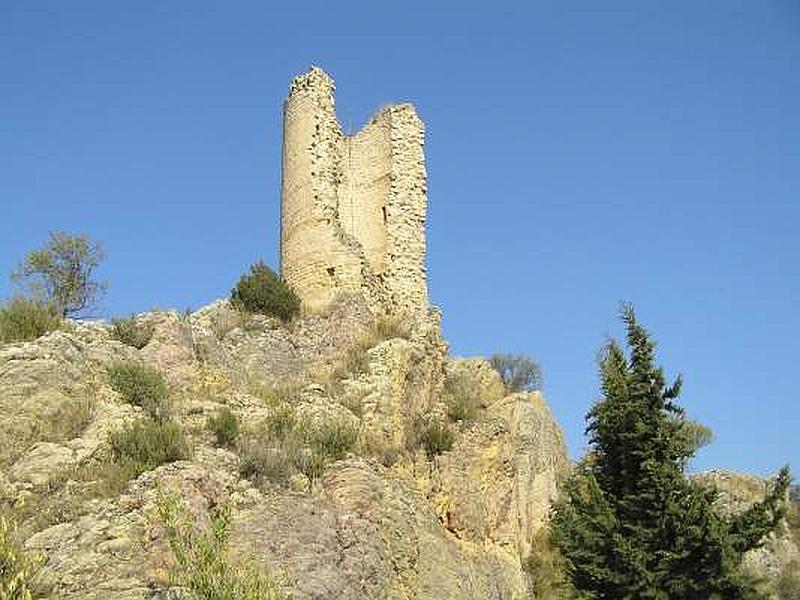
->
[[2, 1, 798, 476]]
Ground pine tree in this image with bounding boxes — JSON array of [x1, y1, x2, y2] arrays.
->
[[552, 305, 790, 599]]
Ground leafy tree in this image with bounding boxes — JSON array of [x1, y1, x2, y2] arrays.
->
[[489, 353, 542, 392], [552, 305, 790, 599], [12, 231, 106, 317], [230, 261, 300, 323]]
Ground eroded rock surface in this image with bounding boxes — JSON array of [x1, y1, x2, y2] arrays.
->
[[1, 296, 571, 599]]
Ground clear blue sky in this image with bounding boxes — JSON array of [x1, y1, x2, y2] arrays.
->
[[2, 1, 798, 476]]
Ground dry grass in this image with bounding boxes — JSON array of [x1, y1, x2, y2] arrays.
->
[[328, 316, 413, 384], [0, 394, 96, 473], [6, 461, 136, 537], [238, 405, 358, 485], [443, 371, 481, 423], [247, 382, 303, 407]]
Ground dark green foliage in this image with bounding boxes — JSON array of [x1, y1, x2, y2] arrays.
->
[[109, 419, 189, 476], [407, 416, 454, 459], [207, 408, 240, 448], [0, 296, 62, 344], [552, 305, 790, 599], [110, 315, 154, 349], [489, 353, 542, 392], [107, 362, 171, 422], [230, 261, 300, 323], [676, 418, 715, 453], [11, 231, 106, 316]]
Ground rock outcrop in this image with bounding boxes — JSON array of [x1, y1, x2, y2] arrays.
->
[[0, 297, 569, 599]]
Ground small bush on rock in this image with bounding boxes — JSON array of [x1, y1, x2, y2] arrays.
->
[[207, 407, 239, 448], [407, 415, 454, 459], [523, 529, 576, 599], [489, 353, 542, 392], [443, 371, 481, 423], [109, 419, 189, 476], [107, 362, 171, 422], [230, 261, 299, 323], [310, 421, 358, 463], [110, 315, 154, 349], [0, 513, 40, 600], [0, 296, 62, 344], [238, 407, 358, 485], [155, 492, 284, 599]]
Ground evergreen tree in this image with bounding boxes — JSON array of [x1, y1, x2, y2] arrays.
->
[[552, 305, 790, 599]]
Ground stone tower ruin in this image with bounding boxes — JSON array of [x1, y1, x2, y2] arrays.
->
[[280, 67, 429, 318]]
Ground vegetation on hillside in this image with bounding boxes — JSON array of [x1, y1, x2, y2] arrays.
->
[[107, 362, 171, 423], [11, 231, 106, 317], [230, 261, 300, 322], [0, 513, 40, 600], [155, 492, 284, 599], [552, 305, 790, 599], [0, 296, 62, 344], [489, 353, 542, 392], [110, 315, 154, 349]]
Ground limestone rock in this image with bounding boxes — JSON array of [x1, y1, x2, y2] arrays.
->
[[434, 391, 569, 559], [2, 296, 566, 599]]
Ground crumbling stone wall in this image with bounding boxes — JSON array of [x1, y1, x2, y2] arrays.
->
[[280, 67, 429, 318]]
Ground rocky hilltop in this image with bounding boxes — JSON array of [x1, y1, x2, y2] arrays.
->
[[0, 295, 570, 599]]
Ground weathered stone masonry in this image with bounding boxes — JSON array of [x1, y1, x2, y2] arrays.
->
[[280, 67, 429, 317]]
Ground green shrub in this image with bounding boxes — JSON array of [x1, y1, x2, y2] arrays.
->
[[155, 492, 284, 600], [207, 407, 239, 448], [107, 362, 171, 422], [0, 513, 40, 600], [109, 419, 189, 476], [238, 430, 307, 486], [523, 529, 576, 599], [110, 315, 154, 349], [443, 371, 481, 423], [0, 296, 62, 344], [230, 261, 300, 323], [238, 407, 357, 485], [489, 353, 542, 392], [407, 416, 454, 459], [263, 405, 298, 438], [309, 421, 358, 463]]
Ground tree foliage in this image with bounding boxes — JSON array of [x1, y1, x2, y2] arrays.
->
[[552, 305, 790, 599], [11, 231, 106, 317], [230, 261, 300, 323], [489, 353, 542, 392]]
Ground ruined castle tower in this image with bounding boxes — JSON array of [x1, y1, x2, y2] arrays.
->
[[280, 67, 429, 317]]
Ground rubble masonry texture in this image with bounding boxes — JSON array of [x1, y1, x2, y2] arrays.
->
[[280, 67, 429, 317]]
